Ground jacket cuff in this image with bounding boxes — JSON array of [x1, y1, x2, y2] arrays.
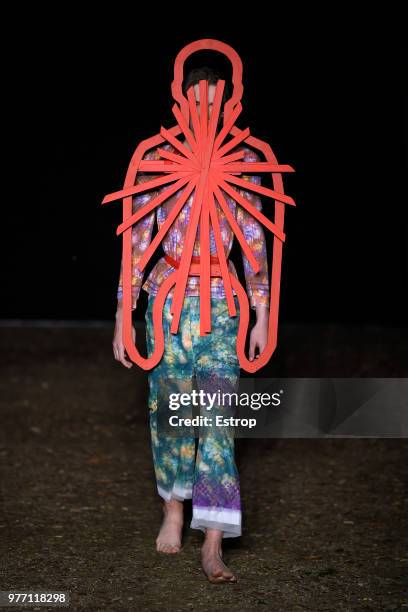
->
[[248, 289, 270, 310], [117, 288, 139, 311]]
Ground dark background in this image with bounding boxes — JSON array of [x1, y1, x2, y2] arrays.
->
[[3, 10, 407, 325], [1, 14, 408, 609]]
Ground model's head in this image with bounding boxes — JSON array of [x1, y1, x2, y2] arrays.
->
[[182, 66, 232, 131]]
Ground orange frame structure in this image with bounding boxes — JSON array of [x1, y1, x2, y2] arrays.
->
[[102, 38, 296, 372]]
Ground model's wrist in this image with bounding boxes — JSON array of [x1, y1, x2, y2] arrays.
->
[[116, 302, 123, 318], [255, 304, 269, 323]]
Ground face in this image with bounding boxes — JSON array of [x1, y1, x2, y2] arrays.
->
[[193, 82, 216, 116], [188, 82, 217, 130]]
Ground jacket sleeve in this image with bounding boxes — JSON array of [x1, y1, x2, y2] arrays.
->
[[236, 150, 270, 310], [117, 151, 158, 311]]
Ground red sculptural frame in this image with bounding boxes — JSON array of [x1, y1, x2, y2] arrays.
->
[[102, 38, 296, 372]]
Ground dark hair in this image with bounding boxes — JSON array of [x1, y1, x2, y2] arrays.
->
[[182, 66, 232, 130]]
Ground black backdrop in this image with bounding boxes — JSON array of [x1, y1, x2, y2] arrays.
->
[[4, 10, 407, 325]]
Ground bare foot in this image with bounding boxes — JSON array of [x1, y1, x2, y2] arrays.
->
[[156, 499, 183, 553], [201, 533, 237, 583]]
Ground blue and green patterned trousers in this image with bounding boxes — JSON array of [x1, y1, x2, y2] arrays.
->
[[145, 293, 242, 538]]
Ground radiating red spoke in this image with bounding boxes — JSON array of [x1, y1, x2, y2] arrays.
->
[[103, 171, 195, 205], [213, 171, 287, 242], [156, 148, 194, 165], [139, 161, 198, 172], [187, 87, 202, 156], [160, 126, 199, 166], [213, 128, 250, 160], [205, 80, 225, 162], [213, 162, 295, 173], [199, 180, 211, 334], [116, 174, 195, 236], [209, 175, 260, 274], [138, 177, 199, 272], [199, 80, 208, 145], [214, 169, 296, 206], [208, 188, 237, 316], [171, 103, 199, 157], [169, 176, 206, 333], [213, 102, 243, 153], [212, 150, 245, 165]]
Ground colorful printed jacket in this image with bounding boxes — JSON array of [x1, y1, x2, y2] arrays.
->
[[117, 143, 270, 310]]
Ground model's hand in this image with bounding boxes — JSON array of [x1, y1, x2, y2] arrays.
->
[[249, 306, 269, 361], [113, 305, 136, 369]]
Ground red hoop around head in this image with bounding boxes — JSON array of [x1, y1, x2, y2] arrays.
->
[[171, 38, 243, 125]]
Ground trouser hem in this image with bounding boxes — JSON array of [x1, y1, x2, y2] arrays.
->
[[190, 517, 242, 538], [157, 484, 193, 502], [191, 507, 242, 538]]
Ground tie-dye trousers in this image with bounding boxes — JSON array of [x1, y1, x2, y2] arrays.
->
[[145, 292, 242, 538]]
